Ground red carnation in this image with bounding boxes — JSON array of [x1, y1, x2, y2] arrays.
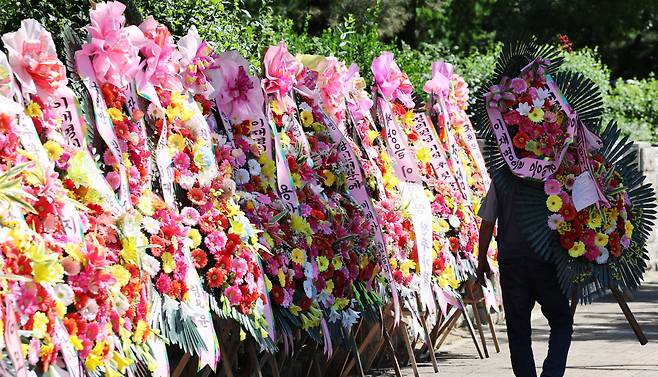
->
[[206, 267, 226, 288], [513, 131, 530, 149], [559, 204, 577, 222], [560, 231, 577, 250], [270, 285, 285, 306], [191, 248, 208, 269]]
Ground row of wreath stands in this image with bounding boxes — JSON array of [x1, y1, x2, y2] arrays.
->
[[1, 1, 654, 377]]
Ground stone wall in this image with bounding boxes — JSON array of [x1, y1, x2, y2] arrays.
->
[[635, 142, 658, 271]]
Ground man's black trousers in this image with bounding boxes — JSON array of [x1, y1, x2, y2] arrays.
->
[[499, 257, 574, 377]]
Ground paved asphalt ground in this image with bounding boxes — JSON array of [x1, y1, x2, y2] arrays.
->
[[391, 270, 658, 376]]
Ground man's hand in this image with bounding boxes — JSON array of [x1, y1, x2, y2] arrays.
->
[[476, 260, 492, 287], [476, 219, 496, 287]]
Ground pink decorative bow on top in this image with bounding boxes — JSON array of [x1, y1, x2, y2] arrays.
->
[[77, 1, 146, 89], [423, 61, 453, 109], [136, 16, 182, 92], [2, 19, 67, 98], [371, 51, 414, 108], [213, 51, 265, 124], [262, 42, 303, 112]]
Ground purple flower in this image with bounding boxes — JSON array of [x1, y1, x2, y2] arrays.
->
[[510, 78, 527, 94]]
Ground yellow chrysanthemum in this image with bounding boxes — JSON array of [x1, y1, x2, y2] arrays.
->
[[528, 107, 545, 123], [367, 130, 380, 143], [435, 218, 450, 234], [168, 133, 186, 152], [187, 228, 202, 248], [161, 252, 175, 274], [416, 147, 431, 164], [568, 241, 586, 258], [588, 211, 602, 229], [403, 110, 415, 126], [625, 221, 634, 238], [595, 233, 609, 247], [332, 256, 343, 270], [107, 107, 124, 122], [25, 101, 43, 118], [132, 320, 149, 343], [271, 100, 283, 116], [33, 260, 64, 284], [400, 259, 416, 276], [43, 140, 64, 161], [300, 110, 314, 127], [291, 248, 306, 265], [277, 268, 286, 287], [111, 265, 131, 287], [546, 195, 563, 212], [323, 169, 337, 187], [382, 172, 399, 191], [316, 256, 329, 272], [31, 311, 49, 338], [229, 218, 246, 237], [120, 236, 139, 265], [291, 214, 313, 235], [70, 334, 84, 351], [324, 279, 334, 293], [112, 350, 132, 372]]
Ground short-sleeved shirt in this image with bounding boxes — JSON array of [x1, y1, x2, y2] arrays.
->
[[478, 181, 535, 260]]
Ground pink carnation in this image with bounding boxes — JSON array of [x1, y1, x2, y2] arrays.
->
[[224, 285, 243, 306], [204, 230, 227, 255]]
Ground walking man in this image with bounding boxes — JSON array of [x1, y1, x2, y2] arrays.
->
[[476, 177, 574, 377]]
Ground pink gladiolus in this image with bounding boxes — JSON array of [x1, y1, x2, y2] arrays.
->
[[316, 57, 348, 124], [178, 26, 218, 97]]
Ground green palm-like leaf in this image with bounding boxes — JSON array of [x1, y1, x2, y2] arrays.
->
[[0, 163, 37, 214]]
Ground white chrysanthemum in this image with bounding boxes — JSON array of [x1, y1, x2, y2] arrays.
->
[[142, 216, 161, 235], [235, 168, 250, 185], [596, 247, 609, 264], [448, 214, 460, 228], [53, 283, 74, 306], [247, 159, 261, 176], [142, 254, 161, 277], [147, 103, 165, 119], [80, 298, 99, 321], [179, 174, 196, 190], [547, 214, 565, 231]]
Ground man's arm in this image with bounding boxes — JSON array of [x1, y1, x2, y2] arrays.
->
[[476, 219, 495, 285], [476, 185, 497, 286]]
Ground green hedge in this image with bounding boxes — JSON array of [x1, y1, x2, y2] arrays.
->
[[1, 0, 656, 143]]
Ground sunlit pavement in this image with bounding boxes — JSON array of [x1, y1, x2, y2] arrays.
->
[[391, 270, 658, 377]]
